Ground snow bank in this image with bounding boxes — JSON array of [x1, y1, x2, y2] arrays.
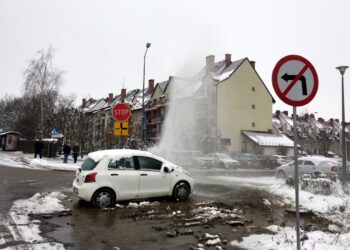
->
[[1, 242, 65, 250], [0, 192, 69, 249], [267, 181, 350, 214], [231, 225, 350, 250], [29, 159, 78, 171], [0, 151, 79, 171]]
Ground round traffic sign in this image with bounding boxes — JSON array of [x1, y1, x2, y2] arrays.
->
[[272, 55, 318, 107], [112, 103, 131, 121]]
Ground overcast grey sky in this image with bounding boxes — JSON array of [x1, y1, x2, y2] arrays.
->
[[0, 0, 349, 120]]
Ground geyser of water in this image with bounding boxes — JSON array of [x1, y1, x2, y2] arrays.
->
[[151, 68, 217, 168]]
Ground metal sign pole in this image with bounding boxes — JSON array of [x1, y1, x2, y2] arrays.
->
[[293, 106, 301, 250]]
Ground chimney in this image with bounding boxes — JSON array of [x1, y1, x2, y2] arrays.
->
[[148, 79, 155, 93], [121, 88, 126, 99], [206, 55, 215, 72], [250, 60, 256, 69], [283, 110, 289, 116], [225, 54, 231, 67], [82, 98, 86, 108], [108, 93, 113, 103]]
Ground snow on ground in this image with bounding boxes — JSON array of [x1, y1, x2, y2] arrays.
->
[[0, 151, 79, 171], [200, 175, 350, 249], [231, 225, 350, 250], [202, 175, 350, 222], [0, 192, 69, 249]]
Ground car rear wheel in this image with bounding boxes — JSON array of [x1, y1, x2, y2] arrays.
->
[[172, 182, 190, 202], [92, 188, 116, 208]]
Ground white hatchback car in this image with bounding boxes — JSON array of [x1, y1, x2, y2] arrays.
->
[[73, 149, 194, 208]]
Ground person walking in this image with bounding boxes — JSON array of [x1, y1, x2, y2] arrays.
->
[[72, 145, 79, 163], [63, 143, 71, 163], [34, 140, 44, 159]]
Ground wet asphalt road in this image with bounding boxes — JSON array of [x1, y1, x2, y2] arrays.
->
[[1, 164, 317, 250], [0, 165, 74, 212]]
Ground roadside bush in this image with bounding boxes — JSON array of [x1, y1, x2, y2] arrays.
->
[[17, 139, 60, 158], [300, 175, 344, 196]]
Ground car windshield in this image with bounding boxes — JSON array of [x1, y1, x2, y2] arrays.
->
[[216, 153, 231, 160], [81, 158, 98, 171]]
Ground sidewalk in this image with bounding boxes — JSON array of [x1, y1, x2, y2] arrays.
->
[[0, 151, 81, 171]]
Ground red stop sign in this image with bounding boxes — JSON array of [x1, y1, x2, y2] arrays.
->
[[112, 103, 131, 121]]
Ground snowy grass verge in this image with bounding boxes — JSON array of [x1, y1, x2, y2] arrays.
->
[[0, 151, 79, 171], [231, 225, 350, 250]]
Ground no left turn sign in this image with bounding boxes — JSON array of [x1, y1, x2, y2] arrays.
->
[[272, 55, 318, 107]]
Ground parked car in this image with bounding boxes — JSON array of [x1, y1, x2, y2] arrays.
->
[[202, 153, 240, 169], [73, 149, 194, 208], [231, 153, 259, 168], [256, 155, 280, 169], [273, 155, 291, 166], [275, 156, 340, 178]]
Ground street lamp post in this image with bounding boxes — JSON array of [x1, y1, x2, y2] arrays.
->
[[142, 43, 151, 144], [336, 65, 348, 186]]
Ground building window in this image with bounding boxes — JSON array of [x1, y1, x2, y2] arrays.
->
[[252, 87, 255, 92], [252, 122, 255, 127], [252, 104, 255, 109], [220, 138, 231, 146]]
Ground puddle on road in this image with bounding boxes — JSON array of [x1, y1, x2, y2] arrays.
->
[[35, 191, 329, 250]]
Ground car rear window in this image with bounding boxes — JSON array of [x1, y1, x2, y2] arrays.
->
[[81, 158, 98, 171]]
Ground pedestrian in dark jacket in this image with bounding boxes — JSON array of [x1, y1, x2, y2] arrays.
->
[[63, 143, 71, 163], [34, 140, 44, 159], [72, 145, 79, 163]]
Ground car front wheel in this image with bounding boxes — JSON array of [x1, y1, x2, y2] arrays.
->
[[172, 182, 190, 202], [92, 188, 116, 208]]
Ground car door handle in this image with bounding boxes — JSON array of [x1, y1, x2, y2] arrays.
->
[[110, 173, 119, 176], [140, 173, 148, 176]]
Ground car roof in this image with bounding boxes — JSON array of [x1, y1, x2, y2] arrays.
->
[[88, 149, 157, 162], [299, 156, 338, 164]]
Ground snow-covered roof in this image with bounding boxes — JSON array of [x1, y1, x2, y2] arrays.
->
[[88, 98, 107, 112], [0, 131, 20, 136], [157, 80, 169, 93], [212, 58, 245, 82], [272, 117, 281, 125], [242, 131, 294, 147]]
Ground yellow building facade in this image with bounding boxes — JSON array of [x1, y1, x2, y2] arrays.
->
[[217, 58, 274, 153]]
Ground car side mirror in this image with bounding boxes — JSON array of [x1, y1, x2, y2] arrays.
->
[[163, 166, 173, 173]]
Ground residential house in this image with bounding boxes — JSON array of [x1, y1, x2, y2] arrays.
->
[[145, 78, 171, 142], [157, 53, 292, 155]]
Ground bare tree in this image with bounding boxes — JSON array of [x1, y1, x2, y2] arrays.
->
[[23, 46, 63, 139]]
